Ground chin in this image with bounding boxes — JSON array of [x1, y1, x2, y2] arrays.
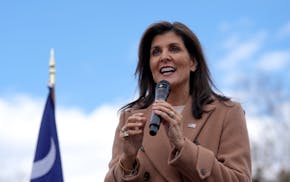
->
[[155, 76, 176, 84]]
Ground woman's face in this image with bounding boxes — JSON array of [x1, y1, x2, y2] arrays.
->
[[149, 31, 197, 90]]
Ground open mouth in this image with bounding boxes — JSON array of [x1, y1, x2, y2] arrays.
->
[[160, 66, 176, 74]]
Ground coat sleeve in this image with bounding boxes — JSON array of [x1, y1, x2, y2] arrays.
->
[[168, 103, 252, 181], [104, 110, 146, 182]]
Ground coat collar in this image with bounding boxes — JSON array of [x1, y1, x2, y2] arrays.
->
[[132, 98, 216, 180]]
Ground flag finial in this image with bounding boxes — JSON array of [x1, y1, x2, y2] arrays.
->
[[49, 48, 55, 87]]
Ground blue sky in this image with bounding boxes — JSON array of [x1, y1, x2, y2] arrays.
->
[[0, 0, 290, 181], [1, 0, 289, 112]]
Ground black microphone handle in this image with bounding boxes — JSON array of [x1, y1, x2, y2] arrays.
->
[[149, 107, 162, 136]]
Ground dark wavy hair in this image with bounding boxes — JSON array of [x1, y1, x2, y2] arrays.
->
[[121, 21, 229, 119]]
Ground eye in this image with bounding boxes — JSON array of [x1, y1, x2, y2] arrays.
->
[[151, 47, 161, 57], [169, 45, 180, 53]]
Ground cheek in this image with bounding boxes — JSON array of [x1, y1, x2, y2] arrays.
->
[[149, 59, 160, 82], [178, 63, 194, 78], [149, 59, 157, 72], [180, 60, 193, 71]]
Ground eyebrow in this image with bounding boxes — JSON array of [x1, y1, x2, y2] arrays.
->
[[151, 42, 181, 50]]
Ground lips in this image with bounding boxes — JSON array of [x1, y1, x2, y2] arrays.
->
[[160, 66, 176, 74]]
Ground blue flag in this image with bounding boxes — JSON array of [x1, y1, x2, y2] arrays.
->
[[30, 87, 64, 182]]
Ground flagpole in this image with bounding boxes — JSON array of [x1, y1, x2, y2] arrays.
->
[[49, 48, 56, 101]]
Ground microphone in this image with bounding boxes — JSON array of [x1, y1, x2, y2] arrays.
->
[[149, 80, 171, 136]]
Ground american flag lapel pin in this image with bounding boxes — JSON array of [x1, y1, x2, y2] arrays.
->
[[187, 123, 196, 128]]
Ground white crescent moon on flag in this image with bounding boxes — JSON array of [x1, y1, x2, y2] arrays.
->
[[31, 138, 56, 180]]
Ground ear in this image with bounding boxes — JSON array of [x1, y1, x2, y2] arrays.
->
[[190, 58, 198, 72]]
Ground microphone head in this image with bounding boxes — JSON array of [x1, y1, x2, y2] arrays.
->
[[155, 80, 171, 100]]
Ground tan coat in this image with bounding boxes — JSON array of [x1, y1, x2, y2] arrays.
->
[[105, 98, 251, 181]]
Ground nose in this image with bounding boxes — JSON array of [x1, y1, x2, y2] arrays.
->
[[160, 51, 171, 62]]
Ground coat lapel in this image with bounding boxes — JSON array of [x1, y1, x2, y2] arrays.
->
[[182, 99, 216, 143]]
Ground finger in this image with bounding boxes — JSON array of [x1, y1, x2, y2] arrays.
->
[[127, 113, 147, 123], [127, 128, 144, 135], [152, 105, 176, 120], [154, 100, 174, 110], [152, 103, 169, 113], [131, 112, 145, 117], [126, 122, 144, 130], [153, 110, 173, 122], [153, 109, 182, 129], [153, 101, 176, 112]]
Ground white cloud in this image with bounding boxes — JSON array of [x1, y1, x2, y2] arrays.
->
[[219, 31, 267, 70], [0, 95, 121, 182], [216, 21, 290, 89], [215, 31, 267, 87], [257, 50, 290, 72]]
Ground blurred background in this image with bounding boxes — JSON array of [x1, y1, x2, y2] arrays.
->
[[0, 0, 289, 181]]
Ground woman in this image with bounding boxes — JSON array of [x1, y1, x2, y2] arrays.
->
[[105, 21, 251, 181]]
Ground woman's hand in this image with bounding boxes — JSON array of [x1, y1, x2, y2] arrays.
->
[[119, 112, 147, 169], [152, 100, 185, 150]]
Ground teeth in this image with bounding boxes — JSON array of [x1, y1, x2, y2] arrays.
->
[[160, 67, 175, 73]]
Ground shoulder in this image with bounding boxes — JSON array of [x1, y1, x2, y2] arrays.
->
[[213, 98, 245, 115], [214, 97, 242, 108], [215, 99, 247, 126]]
